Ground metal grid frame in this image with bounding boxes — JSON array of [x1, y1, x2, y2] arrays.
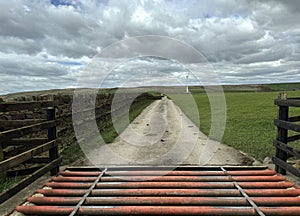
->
[[15, 166, 300, 215]]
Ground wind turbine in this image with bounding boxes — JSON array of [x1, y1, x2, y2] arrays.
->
[[186, 72, 189, 93]]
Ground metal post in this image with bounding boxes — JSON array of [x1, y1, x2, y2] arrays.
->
[[47, 107, 59, 175], [275, 93, 288, 175]]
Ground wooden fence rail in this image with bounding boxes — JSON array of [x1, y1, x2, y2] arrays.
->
[[0, 104, 60, 204], [0, 101, 58, 111], [273, 93, 300, 178]]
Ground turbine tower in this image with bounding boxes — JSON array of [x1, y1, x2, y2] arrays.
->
[[186, 73, 189, 93]]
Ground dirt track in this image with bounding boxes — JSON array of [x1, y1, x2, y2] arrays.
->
[[0, 97, 257, 216], [82, 97, 255, 166]]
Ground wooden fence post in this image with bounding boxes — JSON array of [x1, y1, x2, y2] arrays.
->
[[0, 144, 3, 162], [275, 93, 288, 175], [0, 98, 5, 178], [47, 107, 59, 175], [0, 144, 4, 179]]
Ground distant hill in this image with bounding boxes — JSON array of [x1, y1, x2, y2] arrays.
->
[[0, 88, 118, 102], [1, 82, 299, 100], [189, 82, 300, 93], [264, 83, 300, 91]]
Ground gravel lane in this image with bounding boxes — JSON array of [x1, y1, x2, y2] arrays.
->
[[82, 97, 256, 166]]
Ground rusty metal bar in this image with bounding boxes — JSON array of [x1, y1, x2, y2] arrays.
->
[[15, 166, 300, 216], [221, 167, 265, 216], [37, 188, 240, 197], [45, 181, 236, 189], [69, 168, 107, 216], [15, 205, 256, 215], [108, 169, 277, 176], [37, 188, 300, 197], [27, 196, 300, 206], [65, 166, 269, 171], [45, 181, 294, 189], [16, 205, 300, 215], [59, 169, 276, 177], [52, 175, 285, 182], [234, 182, 265, 216], [27, 196, 249, 206]]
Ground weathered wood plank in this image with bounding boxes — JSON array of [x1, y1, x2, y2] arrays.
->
[[7, 165, 44, 177], [288, 115, 300, 122], [4, 146, 37, 158], [273, 139, 300, 158], [274, 119, 300, 133], [288, 134, 300, 143], [0, 120, 56, 142], [3, 141, 51, 158], [0, 140, 58, 172], [272, 156, 300, 178], [1, 138, 48, 148], [0, 158, 61, 204], [0, 119, 45, 128], [26, 157, 50, 164], [0, 143, 3, 162], [274, 98, 300, 107], [0, 101, 58, 111]]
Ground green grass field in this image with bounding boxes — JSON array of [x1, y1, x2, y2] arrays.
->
[[170, 90, 300, 161]]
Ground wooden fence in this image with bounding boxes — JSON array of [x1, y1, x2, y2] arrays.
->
[[273, 93, 300, 178], [0, 92, 161, 203], [0, 101, 60, 203]]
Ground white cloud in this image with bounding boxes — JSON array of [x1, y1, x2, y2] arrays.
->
[[0, 0, 300, 94]]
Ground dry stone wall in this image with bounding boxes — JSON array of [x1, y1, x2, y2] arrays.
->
[[0, 89, 160, 158]]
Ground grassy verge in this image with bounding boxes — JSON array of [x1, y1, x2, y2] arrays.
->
[[0, 176, 24, 194], [100, 98, 157, 143], [170, 91, 300, 161]]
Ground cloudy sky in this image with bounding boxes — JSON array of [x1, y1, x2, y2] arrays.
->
[[1, 0, 300, 94]]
